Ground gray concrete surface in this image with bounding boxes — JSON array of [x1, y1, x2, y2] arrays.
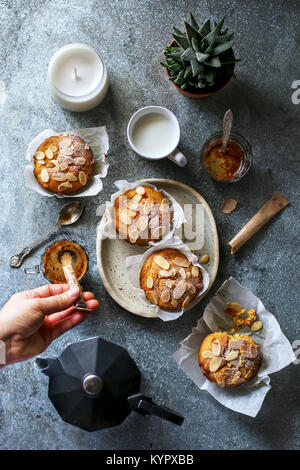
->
[[0, 0, 299, 450]]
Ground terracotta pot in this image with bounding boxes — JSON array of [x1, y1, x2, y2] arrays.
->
[[165, 40, 235, 100]]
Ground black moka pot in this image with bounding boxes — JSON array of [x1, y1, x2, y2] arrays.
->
[[35, 337, 184, 431]]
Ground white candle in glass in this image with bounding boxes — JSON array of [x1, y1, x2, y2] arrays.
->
[[47, 43, 109, 112]]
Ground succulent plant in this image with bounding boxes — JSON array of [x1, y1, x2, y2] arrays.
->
[[161, 13, 239, 92]]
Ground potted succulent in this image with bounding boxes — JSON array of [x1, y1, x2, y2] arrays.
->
[[161, 13, 239, 99]]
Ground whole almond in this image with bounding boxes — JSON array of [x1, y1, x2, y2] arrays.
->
[[200, 254, 210, 264]]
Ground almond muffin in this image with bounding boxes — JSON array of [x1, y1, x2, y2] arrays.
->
[[33, 132, 94, 194], [199, 332, 263, 388], [114, 185, 173, 245], [140, 248, 203, 311]]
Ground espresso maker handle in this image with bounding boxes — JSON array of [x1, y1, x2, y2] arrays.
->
[[127, 393, 184, 426]]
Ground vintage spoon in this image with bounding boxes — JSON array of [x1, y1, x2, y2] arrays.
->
[[9, 201, 83, 268], [221, 109, 233, 153]]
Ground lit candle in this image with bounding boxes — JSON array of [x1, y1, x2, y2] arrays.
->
[[47, 43, 109, 112]]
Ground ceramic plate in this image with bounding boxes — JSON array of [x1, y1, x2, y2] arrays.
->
[[96, 179, 219, 318]]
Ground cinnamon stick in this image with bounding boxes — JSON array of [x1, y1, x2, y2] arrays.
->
[[228, 192, 288, 254], [60, 252, 91, 311]]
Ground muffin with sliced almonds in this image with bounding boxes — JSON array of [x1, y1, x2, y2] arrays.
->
[[199, 332, 263, 388], [33, 132, 94, 194], [114, 185, 173, 245], [140, 248, 203, 311]]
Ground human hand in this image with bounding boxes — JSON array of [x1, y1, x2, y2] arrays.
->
[[0, 284, 99, 367]]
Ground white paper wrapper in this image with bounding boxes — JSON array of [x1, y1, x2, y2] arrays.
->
[[126, 236, 210, 321], [24, 127, 109, 197], [174, 277, 295, 417], [99, 179, 185, 243]]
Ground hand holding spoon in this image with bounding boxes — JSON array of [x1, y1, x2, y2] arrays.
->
[[10, 202, 83, 268], [221, 109, 233, 153], [60, 251, 91, 311]]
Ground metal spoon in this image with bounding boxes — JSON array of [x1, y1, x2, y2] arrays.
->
[[9, 202, 83, 268], [221, 109, 233, 153]]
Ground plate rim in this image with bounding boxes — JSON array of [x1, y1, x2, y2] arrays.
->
[[96, 178, 219, 318]]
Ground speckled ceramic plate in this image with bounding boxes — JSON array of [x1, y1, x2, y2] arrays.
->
[[96, 179, 219, 318]]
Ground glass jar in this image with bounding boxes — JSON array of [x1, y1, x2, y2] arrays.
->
[[200, 131, 253, 183]]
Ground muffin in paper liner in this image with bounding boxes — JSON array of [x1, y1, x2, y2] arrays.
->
[[99, 180, 185, 245], [173, 277, 296, 416], [24, 126, 109, 197], [126, 236, 210, 321]]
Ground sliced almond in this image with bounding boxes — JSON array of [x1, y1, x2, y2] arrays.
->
[[60, 137, 72, 147], [251, 320, 263, 332], [35, 151, 45, 160], [84, 143, 90, 150], [174, 256, 190, 268], [58, 155, 73, 164], [132, 194, 142, 203], [48, 145, 58, 153], [171, 298, 178, 308], [201, 350, 214, 359], [152, 226, 163, 239], [74, 157, 86, 166], [58, 181, 72, 191], [179, 268, 186, 279], [65, 172, 78, 182], [199, 254, 209, 264], [188, 283, 196, 295], [160, 290, 170, 303], [146, 276, 153, 289], [149, 215, 159, 229], [172, 279, 186, 299], [137, 215, 148, 232], [160, 197, 170, 213], [79, 171, 87, 186], [45, 149, 54, 160], [128, 228, 139, 243], [120, 211, 132, 225], [225, 350, 239, 361], [209, 356, 223, 373], [61, 132, 69, 137], [166, 280, 176, 288], [142, 199, 152, 215], [135, 186, 145, 195], [73, 142, 82, 151], [191, 266, 199, 277], [154, 256, 170, 270], [146, 291, 158, 305], [186, 272, 191, 279], [59, 160, 69, 171], [40, 168, 49, 183], [52, 172, 67, 182], [158, 268, 174, 278], [126, 199, 139, 211], [211, 339, 221, 356], [182, 296, 190, 308], [51, 159, 60, 170], [60, 147, 73, 156]]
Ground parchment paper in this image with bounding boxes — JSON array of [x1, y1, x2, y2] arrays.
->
[[126, 236, 210, 321], [24, 126, 109, 197], [174, 277, 295, 417], [99, 179, 185, 243]]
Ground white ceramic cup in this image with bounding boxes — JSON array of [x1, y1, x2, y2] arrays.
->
[[127, 106, 188, 167]]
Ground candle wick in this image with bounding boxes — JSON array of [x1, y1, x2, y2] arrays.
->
[[74, 68, 78, 80]]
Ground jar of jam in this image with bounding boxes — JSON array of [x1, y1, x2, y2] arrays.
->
[[200, 132, 252, 183]]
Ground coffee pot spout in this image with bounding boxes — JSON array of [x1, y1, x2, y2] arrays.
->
[[35, 357, 63, 377]]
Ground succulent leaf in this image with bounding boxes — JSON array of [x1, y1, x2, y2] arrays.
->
[[196, 51, 210, 62], [204, 56, 222, 68], [191, 37, 200, 52], [184, 21, 203, 47], [199, 19, 211, 36], [184, 65, 192, 78], [172, 33, 189, 50], [211, 41, 234, 56], [190, 12, 199, 31], [191, 58, 203, 77], [181, 47, 197, 61]]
